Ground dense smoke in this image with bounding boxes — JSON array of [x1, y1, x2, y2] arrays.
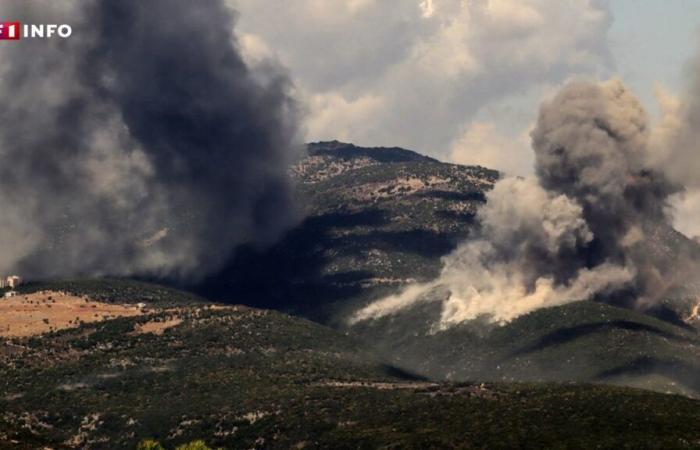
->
[[0, 0, 302, 279], [353, 79, 681, 328]]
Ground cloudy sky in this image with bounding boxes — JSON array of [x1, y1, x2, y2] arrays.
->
[[229, 0, 700, 237]]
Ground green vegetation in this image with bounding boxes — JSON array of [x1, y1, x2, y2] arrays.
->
[[137, 440, 166, 450], [174, 441, 215, 450], [3, 143, 700, 448], [201, 142, 499, 321], [1, 280, 699, 449], [17, 278, 204, 307], [137, 439, 216, 450], [355, 300, 700, 397]]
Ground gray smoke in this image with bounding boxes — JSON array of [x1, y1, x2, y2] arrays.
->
[[0, 0, 302, 279], [532, 79, 679, 305], [353, 79, 682, 327]]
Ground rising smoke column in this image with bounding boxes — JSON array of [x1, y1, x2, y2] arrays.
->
[[532, 79, 679, 305], [0, 0, 302, 279], [352, 79, 678, 327]]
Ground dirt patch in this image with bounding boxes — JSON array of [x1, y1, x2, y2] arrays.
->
[[0, 291, 144, 337], [318, 380, 439, 390], [132, 318, 183, 336], [318, 381, 500, 399]]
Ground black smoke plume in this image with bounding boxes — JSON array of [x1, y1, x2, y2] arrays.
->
[[0, 0, 302, 279]]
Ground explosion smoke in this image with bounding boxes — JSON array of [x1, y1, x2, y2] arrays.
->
[[352, 79, 682, 328], [0, 0, 302, 279]]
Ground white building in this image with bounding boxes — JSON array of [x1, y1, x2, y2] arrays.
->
[[1, 275, 22, 289], [6, 275, 21, 288]]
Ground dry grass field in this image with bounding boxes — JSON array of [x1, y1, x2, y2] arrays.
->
[[0, 291, 144, 337]]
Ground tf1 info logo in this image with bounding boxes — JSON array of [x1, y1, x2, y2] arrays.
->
[[0, 22, 72, 40]]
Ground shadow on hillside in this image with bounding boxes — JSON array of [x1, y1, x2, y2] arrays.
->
[[417, 190, 486, 203], [511, 321, 695, 357], [596, 357, 700, 395], [188, 208, 456, 323], [332, 229, 456, 258], [436, 210, 476, 223]]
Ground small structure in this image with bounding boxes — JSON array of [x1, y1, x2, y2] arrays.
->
[[4, 291, 17, 298], [1, 275, 22, 289], [7, 276, 21, 288]]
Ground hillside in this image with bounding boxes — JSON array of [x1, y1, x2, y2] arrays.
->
[[190, 141, 700, 398], [2, 280, 700, 449], [353, 300, 700, 398], [195, 141, 499, 322]]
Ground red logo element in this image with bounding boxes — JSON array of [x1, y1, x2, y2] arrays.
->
[[0, 22, 21, 40]]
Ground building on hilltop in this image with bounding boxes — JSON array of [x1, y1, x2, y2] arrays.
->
[[0, 275, 22, 289], [7, 276, 21, 288]]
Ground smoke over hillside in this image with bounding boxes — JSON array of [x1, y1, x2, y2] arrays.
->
[[353, 79, 689, 328], [0, 0, 302, 279]]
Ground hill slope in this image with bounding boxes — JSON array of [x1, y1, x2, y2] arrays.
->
[[353, 300, 700, 397], [191, 141, 700, 398], [2, 280, 700, 449], [195, 141, 499, 321]]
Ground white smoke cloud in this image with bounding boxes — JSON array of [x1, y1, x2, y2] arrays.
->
[[352, 177, 633, 326]]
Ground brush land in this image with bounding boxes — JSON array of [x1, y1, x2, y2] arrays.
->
[[1, 280, 699, 449]]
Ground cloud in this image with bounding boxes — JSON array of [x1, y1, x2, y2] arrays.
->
[[449, 121, 533, 176], [305, 92, 386, 143], [650, 51, 700, 188], [671, 190, 700, 239], [646, 51, 700, 239], [230, 0, 614, 155]]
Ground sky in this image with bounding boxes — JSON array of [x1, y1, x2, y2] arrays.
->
[[610, 0, 700, 114], [229, 0, 700, 237]]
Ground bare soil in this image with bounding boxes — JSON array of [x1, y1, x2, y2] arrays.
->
[[131, 318, 183, 336], [0, 291, 144, 337]]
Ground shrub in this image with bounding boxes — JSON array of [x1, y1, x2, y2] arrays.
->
[[136, 440, 165, 450], [175, 441, 213, 450]]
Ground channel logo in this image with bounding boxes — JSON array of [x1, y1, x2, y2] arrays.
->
[[0, 21, 72, 40], [0, 22, 20, 40]]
